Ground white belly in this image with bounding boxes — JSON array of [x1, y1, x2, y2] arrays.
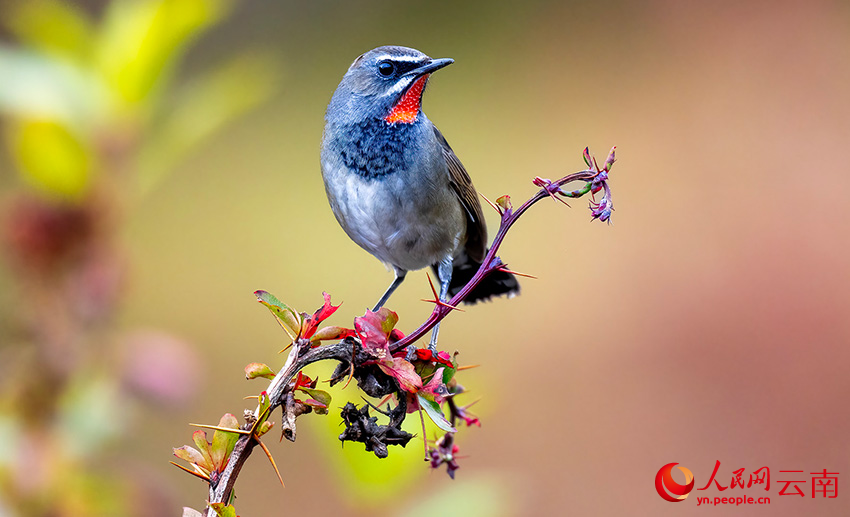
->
[[322, 160, 465, 272]]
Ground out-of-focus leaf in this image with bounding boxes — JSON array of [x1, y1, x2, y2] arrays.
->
[[94, 0, 233, 108], [245, 362, 275, 380], [0, 47, 104, 126], [183, 508, 204, 517], [399, 475, 517, 517], [138, 53, 279, 192], [8, 119, 93, 200], [417, 395, 456, 433], [210, 413, 239, 471], [314, 361, 425, 506], [5, 0, 94, 62], [56, 374, 124, 458], [254, 290, 301, 339], [0, 416, 21, 469]]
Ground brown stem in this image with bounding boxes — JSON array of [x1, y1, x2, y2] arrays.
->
[[204, 167, 602, 514], [206, 341, 353, 512]]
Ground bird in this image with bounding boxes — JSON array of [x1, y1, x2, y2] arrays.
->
[[320, 45, 519, 349]]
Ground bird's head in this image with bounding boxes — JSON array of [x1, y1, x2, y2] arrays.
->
[[326, 46, 453, 125]]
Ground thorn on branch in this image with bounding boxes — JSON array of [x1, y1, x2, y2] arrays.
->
[[422, 273, 464, 312], [480, 192, 502, 215], [533, 177, 572, 206]]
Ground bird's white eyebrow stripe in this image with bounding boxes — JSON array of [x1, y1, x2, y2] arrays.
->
[[373, 54, 426, 63]]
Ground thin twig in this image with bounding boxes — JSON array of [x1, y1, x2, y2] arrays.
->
[[203, 166, 604, 515]]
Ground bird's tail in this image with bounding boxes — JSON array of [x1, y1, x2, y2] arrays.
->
[[434, 250, 520, 305]]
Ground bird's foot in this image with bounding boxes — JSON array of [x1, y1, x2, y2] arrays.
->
[[404, 345, 417, 362]]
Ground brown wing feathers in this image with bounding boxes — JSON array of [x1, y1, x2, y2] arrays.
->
[[432, 125, 487, 263]]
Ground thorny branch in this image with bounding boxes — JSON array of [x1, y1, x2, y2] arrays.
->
[[178, 147, 616, 516]]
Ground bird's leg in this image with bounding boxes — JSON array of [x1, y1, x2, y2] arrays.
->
[[428, 257, 453, 352], [373, 269, 406, 312]]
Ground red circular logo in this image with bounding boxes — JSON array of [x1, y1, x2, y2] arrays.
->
[[655, 463, 695, 502]]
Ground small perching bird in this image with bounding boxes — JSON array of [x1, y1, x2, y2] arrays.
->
[[320, 45, 519, 348]]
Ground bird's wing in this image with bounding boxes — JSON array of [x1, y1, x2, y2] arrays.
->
[[432, 123, 487, 263]]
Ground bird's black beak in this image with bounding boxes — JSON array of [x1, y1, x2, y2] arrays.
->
[[405, 58, 454, 77]]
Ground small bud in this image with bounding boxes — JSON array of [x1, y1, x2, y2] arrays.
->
[[495, 195, 512, 213], [604, 146, 616, 172]]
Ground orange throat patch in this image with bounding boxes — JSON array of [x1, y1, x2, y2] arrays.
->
[[385, 74, 430, 124]]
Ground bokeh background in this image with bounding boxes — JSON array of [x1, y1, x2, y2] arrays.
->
[[1, 0, 848, 516]]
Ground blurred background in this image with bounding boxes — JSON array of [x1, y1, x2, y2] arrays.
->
[[1, 0, 848, 515]]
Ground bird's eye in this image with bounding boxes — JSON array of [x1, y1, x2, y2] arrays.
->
[[377, 61, 395, 77]]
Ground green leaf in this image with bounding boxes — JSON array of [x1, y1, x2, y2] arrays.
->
[[254, 290, 301, 339], [56, 374, 124, 458], [209, 502, 237, 517], [210, 413, 240, 471], [252, 390, 273, 433], [9, 118, 92, 200], [417, 395, 456, 433], [94, 0, 233, 108], [138, 53, 279, 193], [255, 420, 274, 438], [5, 0, 94, 62], [244, 362, 275, 380], [442, 361, 457, 385]]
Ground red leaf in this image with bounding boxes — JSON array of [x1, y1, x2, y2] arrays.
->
[[291, 372, 315, 390], [434, 351, 453, 367], [411, 348, 454, 368], [301, 292, 341, 339], [377, 357, 422, 393], [354, 308, 399, 357]]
